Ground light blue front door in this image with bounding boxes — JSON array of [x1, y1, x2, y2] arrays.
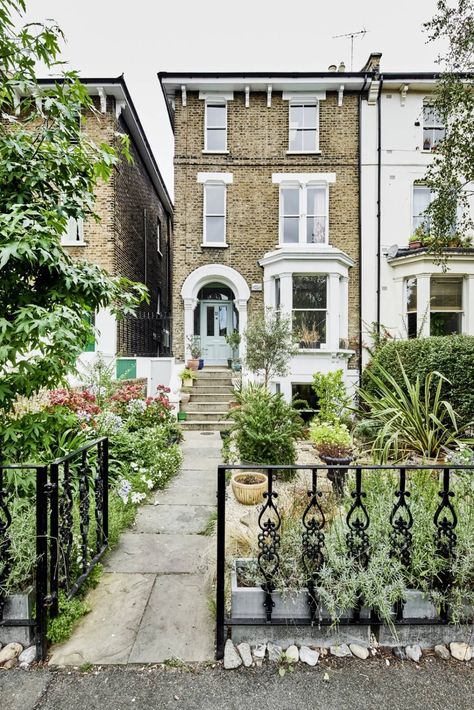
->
[[200, 301, 232, 365]]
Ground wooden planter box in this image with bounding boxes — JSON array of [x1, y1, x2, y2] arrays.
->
[[0, 587, 35, 646]]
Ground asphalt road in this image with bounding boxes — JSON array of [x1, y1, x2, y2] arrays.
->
[[1, 657, 473, 710]]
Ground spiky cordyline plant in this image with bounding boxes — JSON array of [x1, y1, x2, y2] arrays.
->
[[358, 358, 474, 462]]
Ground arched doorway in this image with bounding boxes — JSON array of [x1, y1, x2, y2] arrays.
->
[[194, 283, 238, 365], [180, 264, 251, 365]]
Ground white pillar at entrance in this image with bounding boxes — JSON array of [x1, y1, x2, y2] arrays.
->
[[327, 272, 341, 350], [416, 274, 431, 338], [465, 275, 474, 334], [236, 298, 248, 361], [183, 297, 197, 360]]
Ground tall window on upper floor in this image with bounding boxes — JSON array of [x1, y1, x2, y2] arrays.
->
[[405, 277, 417, 338], [203, 182, 226, 245], [430, 277, 463, 336], [205, 101, 227, 152], [413, 185, 432, 233], [280, 184, 328, 245], [62, 216, 84, 245], [422, 103, 445, 152], [292, 274, 327, 348], [289, 100, 319, 152]]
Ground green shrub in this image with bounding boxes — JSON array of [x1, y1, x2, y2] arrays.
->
[[361, 336, 474, 426], [227, 384, 304, 467], [309, 421, 353, 458], [311, 369, 350, 424]]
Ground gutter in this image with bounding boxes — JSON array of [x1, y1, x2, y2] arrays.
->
[[376, 74, 384, 337]]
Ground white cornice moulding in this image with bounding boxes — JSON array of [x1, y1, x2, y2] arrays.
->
[[272, 172, 336, 185], [282, 91, 326, 101], [198, 91, 234, 101], [197, 172, 233, 184]]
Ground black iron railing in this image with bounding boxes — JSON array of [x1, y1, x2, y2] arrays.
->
[[216, 463, 474, 659], [0, 438, 109, 660]]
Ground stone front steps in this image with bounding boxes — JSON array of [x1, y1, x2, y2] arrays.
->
[[180, 367, 235, 432]]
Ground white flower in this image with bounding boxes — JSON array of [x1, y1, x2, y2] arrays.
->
[[131, 492, 146, 504], [130, 462, 139, 470]]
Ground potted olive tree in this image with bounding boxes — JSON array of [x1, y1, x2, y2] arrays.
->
[[186, 335, 201, 371], [225, 331, 241, 369]]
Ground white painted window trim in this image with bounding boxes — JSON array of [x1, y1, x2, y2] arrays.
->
[[421, 99, 445, 152], [276, 176, 333, 246], [412, 183, 433, 233], [292, 273, 328, 348], [287, 97, 320, 153], [197, 172, 233, 184], [201, 93, 234, 153], [61, 216, 85, 246], [202, 181, 228, 247]]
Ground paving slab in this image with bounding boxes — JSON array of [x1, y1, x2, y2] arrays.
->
[[104, 534, 211, 574], [0, 669, 51, 710], [154, 484, 216, 506], [129, 574, 214, 663], [49, 573, 155, 666], [134, 504, 215, 534]]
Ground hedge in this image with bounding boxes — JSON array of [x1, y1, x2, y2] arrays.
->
[[361, 336, 474, 426]]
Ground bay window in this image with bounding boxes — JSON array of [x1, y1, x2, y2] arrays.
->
[[292, 274, 327, 348], [405, 277, 417, 338], [430, 277, 463, 335]]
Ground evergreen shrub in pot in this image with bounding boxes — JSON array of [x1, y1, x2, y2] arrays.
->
[[309, 421, 353, 496]]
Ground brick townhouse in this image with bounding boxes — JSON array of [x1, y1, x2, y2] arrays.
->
[[38, 76, 174, 373], [160, 54, 474, 401], [159, 64, 369, 402]]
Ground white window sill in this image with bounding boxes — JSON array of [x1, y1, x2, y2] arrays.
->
[[61, 241, 87, 247], [277, 242, 330, 249], [201, 242, 229, 248], [202, 150, 229, 154], [286, 150, 321, 155]]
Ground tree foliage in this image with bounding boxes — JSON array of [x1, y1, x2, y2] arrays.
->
[[243, 309, 297, 387], [0, 0, 147, 413], [423, 0, 474, 262]]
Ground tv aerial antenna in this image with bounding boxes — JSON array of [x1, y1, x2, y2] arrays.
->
[[333, 28, 368, 71]]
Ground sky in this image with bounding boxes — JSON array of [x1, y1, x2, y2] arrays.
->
[[28, 0, 445, 198]]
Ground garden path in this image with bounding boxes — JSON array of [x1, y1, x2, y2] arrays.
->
[[49, 431, 219, 665]]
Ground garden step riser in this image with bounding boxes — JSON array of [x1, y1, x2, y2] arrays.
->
[[185, 412, 229, 422], [180, 421, 232, 431], [195, 373, 233, 381], [186, 403, 231, 413], [192, 387, 234, 394]]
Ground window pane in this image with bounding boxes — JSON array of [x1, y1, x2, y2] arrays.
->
[[206, 128, 226, 150], [306, 216, 326, 243], [282, 187, 299, 215], [430, 312, 461, 336], [407, 312, 417, 339], [206, 216, 225, 243], [307, 187, 326, 215], [406, 277, 417, 312], [293, 310, 327, 347], [413, 186, 431, 230], [218, 305, 227, 336], [275, 277, 280, 309], [194, 305, 200, 335], [283, 217, 299, 243], [423, 105, 443, 127], [207, 306, 215, 336], [430, 278, 463, 310], [206, 184, 225, 215], [207, 104, 226, 128], [303, 105, 317, 129], [289, 105, 304, 129], [289, 129, 303, 152], [302, 130, 317, 151], [293, 275, 327, 309]]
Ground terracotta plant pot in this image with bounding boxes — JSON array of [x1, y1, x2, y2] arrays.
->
[[409, 240, 422, 250], [187, 358, 199, 371], [231, 472, 267, 505]]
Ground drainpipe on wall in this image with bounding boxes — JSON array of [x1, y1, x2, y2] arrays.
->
[[358, 73, 369, 385], [376, 75, 384, 337]]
